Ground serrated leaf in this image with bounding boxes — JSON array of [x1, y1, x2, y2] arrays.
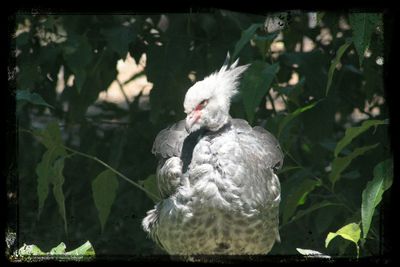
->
[[278, 100, 321, 138], [241, 61, 279, 123], [349, 13, 380, 66], [326, 39, 352, 96], [361, 159, 393, 238], [282, 178, 320, 224], [296, 248, 330, 258], [325, 223, 361, 257], [49, 242, 66, 255], [92, 170, 119, 233], [51, 158, 68, 234], [138, 174, 160, 204], [329, 143, 379, 187], [334, 119, 387, 157], [16, 90, 54, 109], [232, 23, 263, 60], [101, 26, 135, 59]]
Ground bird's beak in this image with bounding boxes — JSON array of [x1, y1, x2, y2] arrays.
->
[[185, 110, 201, 132]]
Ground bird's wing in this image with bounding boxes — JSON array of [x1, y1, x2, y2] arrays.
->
[[232, 119, 284, 170], [231, 119, 283, 206], [152, 120, 189, 159]]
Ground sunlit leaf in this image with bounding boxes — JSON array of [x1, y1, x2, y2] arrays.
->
[[325, 39, 352, 95], [18, 244, 46, 256], [92, 169, 119, 233], [49, 242, 66, 255], [240, 61, 279, 123], [329, 143, 379, 187], [361, 159, 393, 238], [325, 222, 361, 257], [334, 119, 387, 157], [65, 241, 95, 256], [349, 13, 381, 66]]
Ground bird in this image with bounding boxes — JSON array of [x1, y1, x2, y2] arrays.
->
[[142, 53, 284, 255]]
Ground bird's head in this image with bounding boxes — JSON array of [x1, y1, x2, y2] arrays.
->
[[183, 56, 249, 133]]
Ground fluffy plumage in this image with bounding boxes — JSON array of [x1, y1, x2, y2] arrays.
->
[[142, 54, 283, 255]]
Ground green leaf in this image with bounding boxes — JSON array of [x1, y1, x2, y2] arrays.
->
[[282, 178, 320, 224], [62, 35, 93, 93], [101, 26, 135, 59], [325, 39, 352, 96], [325, 223, 361, 257], [278, 100, 321, 138], [329, 144, 379, 187], [361, 159, 393, 238], [36, 149, 55, 218], [51, 158, 68, 234], [92, 169, 119, 233], [65, 241, 95, 256], [232, 23, 263, 60], [16, 90, 54, 109], [17, 241, 95, 258], [288, 200, 342, 225], [34, 121, 68, 219], [334, 119, 387, 157], [349, 13, 380, 66], [49, 242, 66, 255], [138, 174, 160, 204], [317, 12, 325, 25], [18, 244, 46, 256], [240, 61, 279, 123], [33, 121, 67, 154]]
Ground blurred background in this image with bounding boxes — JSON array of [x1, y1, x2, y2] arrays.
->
[[11, 10, 391, 258]]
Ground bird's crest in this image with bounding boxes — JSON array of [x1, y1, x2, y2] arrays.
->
[[206, 52, 250, 100]]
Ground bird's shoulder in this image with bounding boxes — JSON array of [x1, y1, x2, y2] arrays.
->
[[231, 118, 284, 170], [152, 120, 189, 159]]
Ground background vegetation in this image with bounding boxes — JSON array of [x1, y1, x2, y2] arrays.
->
[[11, 10, 392, 258]]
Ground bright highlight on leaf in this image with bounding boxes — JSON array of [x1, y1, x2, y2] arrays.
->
[[325, 223, 361, 257]]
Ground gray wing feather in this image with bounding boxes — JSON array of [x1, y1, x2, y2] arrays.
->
[[232, 119, 284, 170], [152, 120, 188, 159]]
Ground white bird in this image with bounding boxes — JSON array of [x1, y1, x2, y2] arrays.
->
[[142, 53, 284, 255]]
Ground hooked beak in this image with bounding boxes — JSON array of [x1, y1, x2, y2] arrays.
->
[[185, 110, 201, 132]]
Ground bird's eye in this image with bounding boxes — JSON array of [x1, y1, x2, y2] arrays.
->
[[199, 99, 208, 106]]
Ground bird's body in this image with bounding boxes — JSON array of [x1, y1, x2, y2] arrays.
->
[[142, 54, 283, 255]]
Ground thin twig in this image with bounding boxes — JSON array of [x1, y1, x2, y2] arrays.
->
[[20, 128, 161, 202]]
